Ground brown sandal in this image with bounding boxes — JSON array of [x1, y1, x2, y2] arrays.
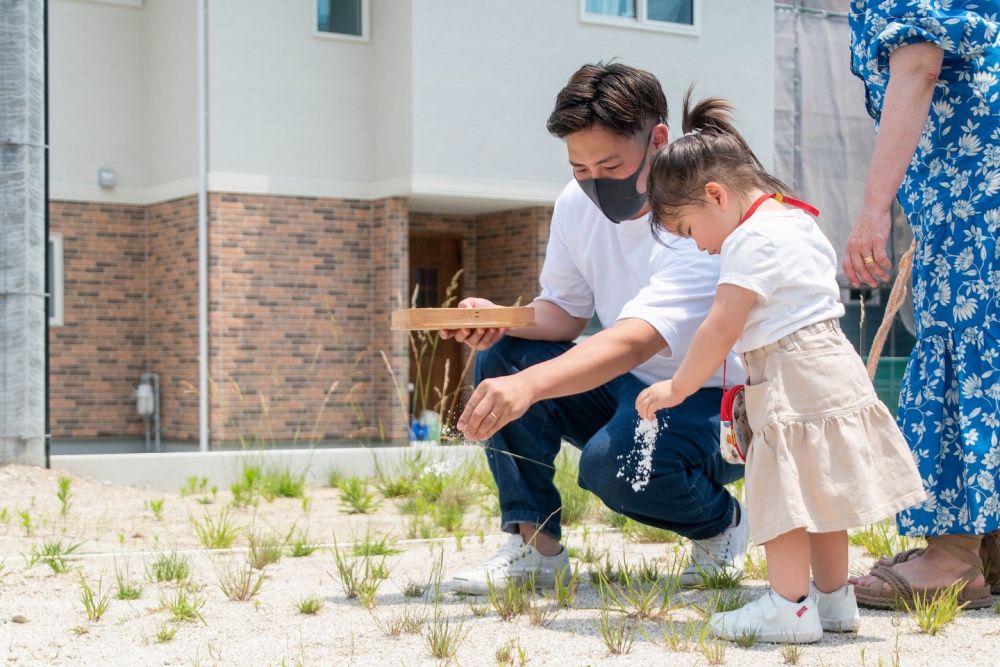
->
[[981, 530, 1000, 595], [855, 535, 994, 610]]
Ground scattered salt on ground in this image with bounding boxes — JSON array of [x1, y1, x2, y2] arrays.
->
[[616, 416, 663, 492]]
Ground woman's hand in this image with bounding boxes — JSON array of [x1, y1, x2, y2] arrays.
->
[[439, 297, 508, 351], [635, 380, 687, 421], [843, 207, 893, 288]]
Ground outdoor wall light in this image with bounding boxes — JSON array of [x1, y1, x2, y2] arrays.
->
[[97, 167, 117, 189]]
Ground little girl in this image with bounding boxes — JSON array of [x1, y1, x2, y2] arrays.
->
[[635, 92, 926, 643]]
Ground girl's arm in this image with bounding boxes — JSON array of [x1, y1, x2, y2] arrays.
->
[[844, 41, 943, 288], [636, 284, 756, 418]]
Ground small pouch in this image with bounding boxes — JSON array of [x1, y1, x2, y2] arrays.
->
[[720, 384, 752, 465]]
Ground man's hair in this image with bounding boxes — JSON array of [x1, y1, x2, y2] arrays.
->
[[546, 62, 668, 139]]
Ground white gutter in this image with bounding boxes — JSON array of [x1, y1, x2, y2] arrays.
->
[[197, 0, 209, 453]]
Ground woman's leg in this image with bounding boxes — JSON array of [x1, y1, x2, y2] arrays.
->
[[764, 528, 811, 601], [809, 530, 848, 592]]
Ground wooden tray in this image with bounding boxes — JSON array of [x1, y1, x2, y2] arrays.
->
[[391, 307, 535, 331]]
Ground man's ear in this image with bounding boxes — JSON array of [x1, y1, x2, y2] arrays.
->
[[652, 123, 669, 149], [704, 181, 728, 209]]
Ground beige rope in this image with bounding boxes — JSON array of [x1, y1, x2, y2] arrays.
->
[[866, 240, 916, 379]]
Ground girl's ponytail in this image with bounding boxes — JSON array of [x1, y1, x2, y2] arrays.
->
[[648, 87, 793, 238]]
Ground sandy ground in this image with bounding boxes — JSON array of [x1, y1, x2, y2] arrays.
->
[[1, 463, 998, 666]]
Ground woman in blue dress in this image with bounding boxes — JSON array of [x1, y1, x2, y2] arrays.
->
[[846, 0, 1000, 608]]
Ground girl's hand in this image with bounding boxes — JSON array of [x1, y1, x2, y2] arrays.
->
[[636, 380, 686, 420], [843, 207, 893, 288]]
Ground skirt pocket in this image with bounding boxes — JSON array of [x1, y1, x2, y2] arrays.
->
[[773, 345, 877, 420], [742, 380, 772, 433]]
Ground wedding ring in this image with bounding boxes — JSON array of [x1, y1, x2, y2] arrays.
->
[[489, 411, 500, 420], [863, 256, 875, 264]]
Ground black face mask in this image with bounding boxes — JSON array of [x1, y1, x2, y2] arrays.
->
[[576, 128, 654, 224]]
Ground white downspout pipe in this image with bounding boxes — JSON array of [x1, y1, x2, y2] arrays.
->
[[197, 0, 209, 452]]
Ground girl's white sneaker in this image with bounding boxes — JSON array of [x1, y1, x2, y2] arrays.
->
[[809, 582, 860, 632], [709, 589, 823, 644]]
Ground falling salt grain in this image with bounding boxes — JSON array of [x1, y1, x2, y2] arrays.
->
[[617, 417, 663, 492]]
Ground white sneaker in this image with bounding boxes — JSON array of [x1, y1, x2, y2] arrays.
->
[[680, 499, 749, 587], [809, 582, 860, 632], [446, 534, 570, 595], [709, 590, 823, 644]]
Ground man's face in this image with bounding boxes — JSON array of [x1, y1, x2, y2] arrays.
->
[[566, 123, 668, 199]]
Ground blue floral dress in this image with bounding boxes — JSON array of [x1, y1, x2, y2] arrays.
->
[[850, 1, 1000, 537]]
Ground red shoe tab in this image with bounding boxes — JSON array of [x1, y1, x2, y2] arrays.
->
[[795, 605, 809, 618]]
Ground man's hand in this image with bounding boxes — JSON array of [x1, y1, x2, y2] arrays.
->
[[635, 380, 688, 420], [458, 374, 534, 441], [439, 297, 508, 351]]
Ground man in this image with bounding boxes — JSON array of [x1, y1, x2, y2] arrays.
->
[[442, 63, 747, 594]]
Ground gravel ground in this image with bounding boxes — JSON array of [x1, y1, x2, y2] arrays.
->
[[1, 463, 998, 666]]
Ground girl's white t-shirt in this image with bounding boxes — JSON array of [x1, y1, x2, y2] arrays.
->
[[536, 180, 744, 387], [718, 208, 845, 354]]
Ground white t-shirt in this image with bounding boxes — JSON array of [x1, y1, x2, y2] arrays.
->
[[536, 180, 744, 388], [718, 208, 846, 354]]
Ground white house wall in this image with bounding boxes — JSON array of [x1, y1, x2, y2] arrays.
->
[[144, 0, 197, 200], [409, 0, 774, 208], [49, 0, 774, 209], [49, 0, 149, 203], [207, 0, 377, 198]]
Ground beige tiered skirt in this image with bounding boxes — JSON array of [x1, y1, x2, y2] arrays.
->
[[741, 319, 926, 545]]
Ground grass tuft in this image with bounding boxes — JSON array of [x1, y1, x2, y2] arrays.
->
[[56, 475, 73, 518], [553, 449, 591, 526], [147, 551, 191, 583], [781, 643, 805, 665], [849, 520, 920, 559], [370, 606, 427, 637], [424, 606, 470, 661], [247, 530, 284, 569], [338, 477, 380, 514], [215, 557, 266, 602], [296, 595, 324, 615], [160, 586, 206, 624], [287, 528, 320, 558], [154, 623, 177, 644], [79, 573, 111, 622], [192, 507, 241, 549], [904, 579, 967, 635], [598, 609, 639, 655], [486, 575, 532, 621], [113, 559, 143, 600], [26, 538, 83, 574], [495, 638, 528, 666]]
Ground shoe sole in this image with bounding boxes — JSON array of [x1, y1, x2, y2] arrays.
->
[[820, 617, 860, 633], [757, 629, 823, 644], [448, 571, 562, 596], [710, 626, 823, 644]]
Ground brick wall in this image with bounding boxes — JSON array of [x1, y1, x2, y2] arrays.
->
[[147, 197, 200, 441], [370, 198, 410, 441], [49, 198, 554, 444], [208, 193, 398, 444], [476, 206, 552, 307], [49, 201, 147, 438]]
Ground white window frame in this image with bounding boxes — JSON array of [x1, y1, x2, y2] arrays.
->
[[49, 234, 64, 327], [580, 0, 701, 37], [314, 0, 370, 44], [69, 0, 144, 8]]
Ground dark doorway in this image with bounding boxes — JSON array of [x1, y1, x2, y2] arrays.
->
[[408, 235, 465, 423]]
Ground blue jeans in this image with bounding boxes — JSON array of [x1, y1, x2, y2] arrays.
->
[[476, 336, 744, 541]]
